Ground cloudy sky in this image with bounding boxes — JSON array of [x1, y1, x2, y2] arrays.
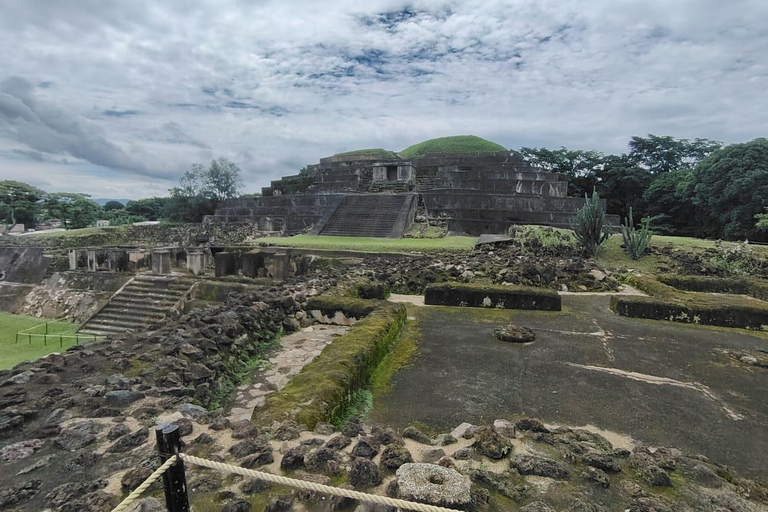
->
[[0, 0, 766, 199]]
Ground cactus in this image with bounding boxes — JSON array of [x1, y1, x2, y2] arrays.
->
[[570, 190, 611, 257], [621, 207, 652, 259]]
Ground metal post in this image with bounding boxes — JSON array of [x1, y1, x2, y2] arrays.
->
[[155, 424, 190, 512]]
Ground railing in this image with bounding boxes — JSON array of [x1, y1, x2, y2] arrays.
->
[[15, 322, 104, 346], [112, 424, 464, 512]]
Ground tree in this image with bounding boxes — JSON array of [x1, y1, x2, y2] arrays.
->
[[628, 134, 721, 173], [641, 170, 695, 235], [125, 197, 170, 221], [756, 208, 768, 231], [0, 180, 44, 227], [200, 158, 243, 202], [43, 193, 103, 229], [516, 147, 604, 196], [690, 138, 768, 241], [106, 209, 146, 226], [593, 155, 652, 222], [103, 200, 125, 212]]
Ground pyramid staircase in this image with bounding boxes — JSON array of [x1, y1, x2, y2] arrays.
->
[[319, 194, 411, 238], [79, 275, 195, 336]]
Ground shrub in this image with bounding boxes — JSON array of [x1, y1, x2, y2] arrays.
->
[[570, 190, 611, 257], [620, 207, 652, 260]]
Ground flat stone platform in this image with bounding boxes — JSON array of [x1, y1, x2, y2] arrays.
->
[[371, 295, 768, 476]]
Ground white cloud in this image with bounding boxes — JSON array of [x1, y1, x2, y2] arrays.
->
[[0, 0, 766, 198]]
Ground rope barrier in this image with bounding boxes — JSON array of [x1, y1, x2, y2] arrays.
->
[[111, 455, 178, 512], [180, 453, 464, 512]]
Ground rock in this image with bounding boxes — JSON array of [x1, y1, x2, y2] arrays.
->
[[325, 434, 351, 450], [240, 447, 275, 468], [590, 269, 607, 281], [467, 468, 526, 501], [740, 355, 758, 364], [582, 451, 621, 473], [520, 501, 557, 512], [450, 422, 475, 439], [352, 436, 380, 459], [348, 458, 382, 488], [264, 495, 294, 512], [370, 424, 399, 445], [16, 454, 55, 476], [314, 422, 335, 435], [55, 420, 101, 451], [434, 433, 458, 446], [105, 389, 145, 407], [0, 413, 24, 436], [629, 452, 672, 487], [627, 496, 675, 512], [106, 429, 149, 453], [452, 447, 473, 460], [567, 499, 608, 512], [106, 423, 130, 441], [341, 417, 364, 437], [516, 418, 550, 433], [192, 432, 214, 445], [107, 373, 131, 388], [171, 418, 194, 437], [122, 467, 152, 491], [510, 454, 569, 479], [690, 463, 722, 487], [280, 446, 307, 471], [231, 421, 260, 439], [222, 499, 252, 512], [0, 480, 42, 509], [582, 467, 610, 487], [300, 437, 325, 447], [231, 439, 268, 458], [0, 439, 43, 462], [44, 408, 71, 426], [472, 426, 511, 459], [494, 324, 536, 343], [274, 420, 301, 441], [381, 445, 413, 470], [128, 497, 166, 512], [437, 456, 457, 470], [209, 416, 231, 431], [1, 370, 34, 386], [45, 479, 107, 508], [241, 478, 271, 495], [178, 402, 207, 419], [402, 425, 432, 444], [304, 447, 343, 476], [396, 463, 472, 508], [420, 448, 446, 464], [493, 419, 516, 438]]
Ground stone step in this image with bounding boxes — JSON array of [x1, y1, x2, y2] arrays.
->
[[84, 317, 149, 330], [96, 311, 166, 323]]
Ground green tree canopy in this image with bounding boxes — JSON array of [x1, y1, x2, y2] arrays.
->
[[103, 200, 125, 212], [125, 197, 170, 220], [0, 180, 44, 227], [628, 134, 721, 173], [690, 138, 768, 241], [641, 170, 695, 235], [43, 193, 103, 229]]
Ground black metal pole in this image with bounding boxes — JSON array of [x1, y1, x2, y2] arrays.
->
[[155, 424, 190, 512]]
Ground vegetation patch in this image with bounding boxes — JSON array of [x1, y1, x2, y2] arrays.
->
[[351, 280, 391, 300], [261, 234, 476, 253], [611, 275, 768, 329], [255, 300, 406, 428], [657, 275, 768, 301], [424, 282, 561, 311], [0, 312, 85, 370], [399, 135, 506, 158], [307, 294, 382, 320], [334, 148, 398, 159]]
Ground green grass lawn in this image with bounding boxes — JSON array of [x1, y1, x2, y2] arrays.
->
[[0, 312, 92, 370], [399, 135, 506, 158], [261, 234, 477, 253]]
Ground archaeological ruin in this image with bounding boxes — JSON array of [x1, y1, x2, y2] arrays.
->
[[206, 148, 619, 237]]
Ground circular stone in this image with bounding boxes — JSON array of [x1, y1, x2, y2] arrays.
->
[[396, 463, 471, 507], [494, 324, 535, 343]]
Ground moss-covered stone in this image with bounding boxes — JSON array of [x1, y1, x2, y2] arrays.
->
[[424, 282, 561, 311], [255, 300, 406, 428], [611, 275, 768, 329]]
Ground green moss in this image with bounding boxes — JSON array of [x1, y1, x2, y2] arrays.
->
[[424, 282, 561, 311], [260, 234, 476, 253], [255, 301, 406, 428], [657, 275, 768, 301], [307, 295, 382, 320], [370, 308, 420, 397], [351, 280, 391, 300], [612, 275, 768, 329]]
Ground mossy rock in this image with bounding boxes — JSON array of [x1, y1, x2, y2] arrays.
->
[[494, 324, 536, 343]]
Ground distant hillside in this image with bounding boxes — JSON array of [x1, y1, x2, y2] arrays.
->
[[94, 198, 131, 206], [399, 135, 507, 159]]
